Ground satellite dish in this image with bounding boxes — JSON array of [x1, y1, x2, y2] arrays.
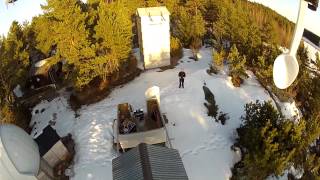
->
[[4, 0, 17, 7], [0, 125, 40, 180], [5, 0, 17, 4], [273, 0, 308, 89]]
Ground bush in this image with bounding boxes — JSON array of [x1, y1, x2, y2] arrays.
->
[[170, 36, 183, 59], [203, 86, 219, 118], [207, 66, 219, 75], [213, 50, 225, 70], [232, 101, 306, 179], [231, 76, 243, 87], [190, 37, 202, 60], [218, 111, 229, 125], [203, 86, 229, 125], [0, 104, 30, 129]]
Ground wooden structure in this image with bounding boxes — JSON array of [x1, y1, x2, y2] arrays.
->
[[34, 126, 75, 180], [114, 87, 167, 151]]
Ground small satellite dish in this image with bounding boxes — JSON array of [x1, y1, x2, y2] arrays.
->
[[4, 0, 17, 8], [4, 0, 17, 6], [5, 0, 17, 4], [273, 0, 308, 89]]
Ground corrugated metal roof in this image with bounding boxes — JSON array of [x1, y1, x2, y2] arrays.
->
[[303, 29, 320, 48], [112, 143, 188, 180], [137, 7, 170, 17], [112, 147, 144, 180]]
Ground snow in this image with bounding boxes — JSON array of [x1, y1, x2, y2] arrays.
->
[[30, 97, 75, 138], [303, 38, 320, 63], [13, 84, 23, 98], [279, 101, 301, 121], [30, 47, 299, 179]]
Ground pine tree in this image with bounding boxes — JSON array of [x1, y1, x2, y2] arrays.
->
[[93, 1, 133, 83], [33, 15, 57, 56], [315, 52, 320, 70], [228, 45, 247, 80], [292, 113, 320, 179], [40, 0, 95, 89], [213, 49, 224, 71], [0, 21, 31, 127], [233, 101, 306, 179], [162, 0, 179, 13], [175, 5, 205, 58], [146, 0, 160, 7], [0, 21, 29, 106]]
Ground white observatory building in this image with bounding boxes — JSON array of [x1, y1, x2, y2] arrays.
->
[[0, 125, 40, 180], [136, 7, 171, 69]]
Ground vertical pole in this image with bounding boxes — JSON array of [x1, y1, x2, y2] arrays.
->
[[289, 0, 309, 56]]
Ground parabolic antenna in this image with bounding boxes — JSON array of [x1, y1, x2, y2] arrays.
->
[[0, 124, 40, 180], [273, 0, 309, 89]]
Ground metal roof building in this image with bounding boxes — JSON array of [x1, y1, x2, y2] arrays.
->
[[112, 143, 188, 180], [303, 29, 320, 49]]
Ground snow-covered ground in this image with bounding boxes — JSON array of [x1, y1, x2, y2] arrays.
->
[[303, 39, 320, 63], [31, 47, 297, 180]]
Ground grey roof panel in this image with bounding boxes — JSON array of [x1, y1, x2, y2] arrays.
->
[[147, 145, 188, 180], [112, 148, 144, 180], [112, 143, 188, 180]]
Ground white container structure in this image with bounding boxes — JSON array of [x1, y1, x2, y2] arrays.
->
[[0, 125, 40, 180], [136, 7, 171, 69]]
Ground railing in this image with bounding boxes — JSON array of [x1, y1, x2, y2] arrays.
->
[[118, 127, 167, 149]]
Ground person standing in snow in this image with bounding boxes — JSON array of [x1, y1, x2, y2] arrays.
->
[[178, 70, 186, 88]]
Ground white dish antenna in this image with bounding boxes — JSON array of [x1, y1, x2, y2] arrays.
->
[[0, 125, 40, 180], [273, 0, 310, 89]]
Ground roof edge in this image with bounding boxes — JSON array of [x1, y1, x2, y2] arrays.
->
[[139, 143, 153, 180]]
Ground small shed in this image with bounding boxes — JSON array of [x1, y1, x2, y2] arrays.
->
[[136, 7, 171, 69], [112, 143, 188, 180], [34, 126, 61, 157], [26, 57, 63, 90], [33, 125, 75, 180]]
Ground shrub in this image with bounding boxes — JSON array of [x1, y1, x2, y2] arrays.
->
[[203, 86, 229, 125], [203, 86, 219, 118], [232, 101, 307, 179], [213, 49, 225, 71], [170, 36, 183, 59], [231, 76, 243, 87], [218, 111, 229, 125], [207, 66, 219, 75], [0, 104, 30, 129]]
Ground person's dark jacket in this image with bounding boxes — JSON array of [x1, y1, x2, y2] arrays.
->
[[179, 71, 186, 80]]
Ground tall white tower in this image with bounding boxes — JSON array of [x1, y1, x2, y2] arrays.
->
[[137, 7, 171, 69]]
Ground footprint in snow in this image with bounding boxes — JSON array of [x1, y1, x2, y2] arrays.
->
[[181, 150, 192, 157], [191, 150, 199, 155]]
